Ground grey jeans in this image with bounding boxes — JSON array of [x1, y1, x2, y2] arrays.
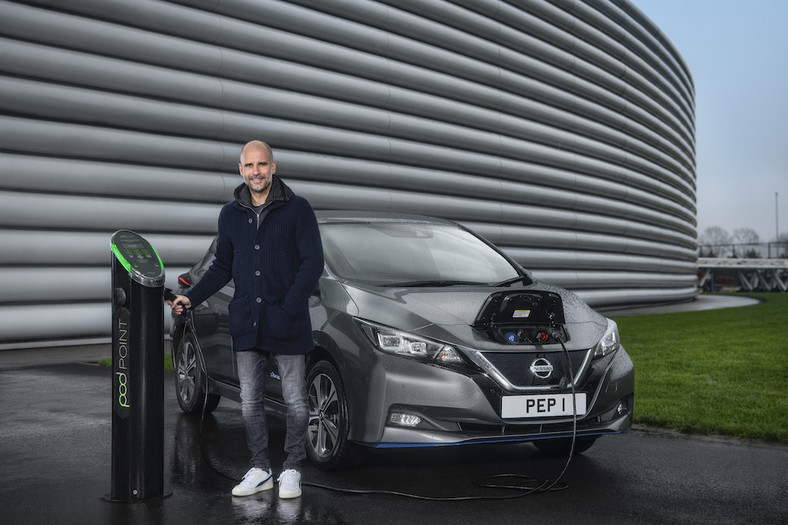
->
[[235, 349, 309, 472]]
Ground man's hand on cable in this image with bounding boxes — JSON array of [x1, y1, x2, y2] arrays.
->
[[168, 295, 192, 315]]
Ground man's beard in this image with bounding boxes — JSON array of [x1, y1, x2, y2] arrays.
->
[[248, 176, 272, 194]]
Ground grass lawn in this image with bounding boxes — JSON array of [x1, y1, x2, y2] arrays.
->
[[613, 293, 788, 444]]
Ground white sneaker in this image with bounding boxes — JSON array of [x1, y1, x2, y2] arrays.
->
[[232, 467, 274, 496], [277, 469, 302, 499]]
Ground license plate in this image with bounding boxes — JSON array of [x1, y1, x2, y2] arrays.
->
[[501, 393, 587, 419]]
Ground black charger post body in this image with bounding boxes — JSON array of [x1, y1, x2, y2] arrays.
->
[[109, 230, 167, 501]]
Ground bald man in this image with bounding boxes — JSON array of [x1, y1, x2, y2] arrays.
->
[[169, 140, 323, 499]]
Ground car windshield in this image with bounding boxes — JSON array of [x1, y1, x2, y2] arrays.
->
[[320, 221, 522, 286]]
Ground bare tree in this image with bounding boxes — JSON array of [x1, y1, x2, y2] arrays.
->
[[731, 228, 761, 257], [698, 226, 731, 256], [732, 228, 760, 244]]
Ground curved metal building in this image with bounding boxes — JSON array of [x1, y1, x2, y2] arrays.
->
[[0, 0, 696, 346]]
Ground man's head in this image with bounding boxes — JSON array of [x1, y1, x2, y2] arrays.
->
[[239, 140, 276, 204]]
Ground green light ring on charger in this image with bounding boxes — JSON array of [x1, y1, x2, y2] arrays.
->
[[111, 243, 134, 274]]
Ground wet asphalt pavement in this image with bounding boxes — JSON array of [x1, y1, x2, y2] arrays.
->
[[1, 295, 786, 524]]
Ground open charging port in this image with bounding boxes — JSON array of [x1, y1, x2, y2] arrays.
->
[[473, 290, 568, 345]]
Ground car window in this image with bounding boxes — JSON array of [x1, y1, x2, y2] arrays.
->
[[320, 222, 521, 285], [193, 244, 216, 278]]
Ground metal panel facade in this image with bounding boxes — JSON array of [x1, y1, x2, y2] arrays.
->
[[0, 0, 696, 346]]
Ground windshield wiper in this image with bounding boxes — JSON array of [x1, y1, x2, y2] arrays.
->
[[383, 280, 485, 288], [494, 275, 531, 287]]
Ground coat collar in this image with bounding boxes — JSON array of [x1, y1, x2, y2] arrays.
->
[[234, 174, 293, 209]]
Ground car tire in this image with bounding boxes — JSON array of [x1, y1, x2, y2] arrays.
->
[[306, 360, 360, 470], [533, 436, 598, 456], [174, 331, 220, 414]]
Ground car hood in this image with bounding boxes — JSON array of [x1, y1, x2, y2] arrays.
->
[[339, 281, 608, 350]]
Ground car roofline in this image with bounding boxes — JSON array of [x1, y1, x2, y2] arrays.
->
[[315, 209, 457, 226]]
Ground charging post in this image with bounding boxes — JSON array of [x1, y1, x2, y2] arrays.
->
[[109, 230, 167, 501]]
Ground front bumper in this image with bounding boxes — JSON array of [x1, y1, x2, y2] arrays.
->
[[353, 345, 634, 448]]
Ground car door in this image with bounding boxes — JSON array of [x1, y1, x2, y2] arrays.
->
[[188, 248, 236, 384]]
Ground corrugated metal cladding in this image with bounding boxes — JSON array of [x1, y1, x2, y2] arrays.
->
[[0, 0, 696, 347]]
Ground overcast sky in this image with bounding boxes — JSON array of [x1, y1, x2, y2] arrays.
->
[[631, 0, 788, 242]]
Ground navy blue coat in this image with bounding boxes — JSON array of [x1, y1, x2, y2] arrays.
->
[[186, 177, 324, 354]]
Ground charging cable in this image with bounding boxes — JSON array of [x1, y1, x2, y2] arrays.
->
[[302, 336, 579, 500]]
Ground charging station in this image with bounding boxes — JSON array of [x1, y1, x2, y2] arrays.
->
[[109, 230, 167, 501]]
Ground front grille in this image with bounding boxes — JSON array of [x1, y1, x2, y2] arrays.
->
[[481, 350, 589, 389], [457, 420, 593, 435]]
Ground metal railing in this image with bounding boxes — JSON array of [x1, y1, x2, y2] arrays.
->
[[697, 257, 788, 292], [698, 243, 788, 259]]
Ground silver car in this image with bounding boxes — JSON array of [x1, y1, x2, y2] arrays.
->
[[171, 211, 634, 469]]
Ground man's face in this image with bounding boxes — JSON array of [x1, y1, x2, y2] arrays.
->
[[239, 146, 276, 197]]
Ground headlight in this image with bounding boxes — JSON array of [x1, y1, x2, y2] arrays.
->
[[356, 319, 465, 366], [594, 318, 620, 358]]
